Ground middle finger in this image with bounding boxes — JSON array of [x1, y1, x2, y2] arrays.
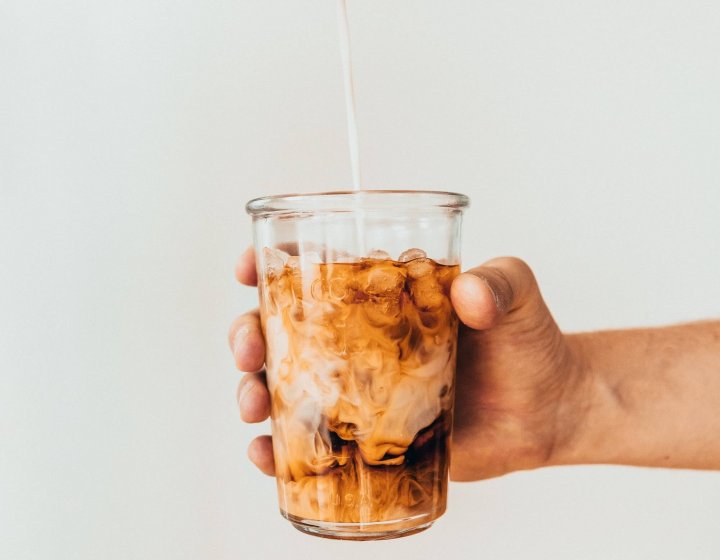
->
[[228, 310, 266, 373], [237, 371, 271, 423]]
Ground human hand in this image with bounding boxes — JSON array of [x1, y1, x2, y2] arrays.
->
[[228, 249, 589, 481]]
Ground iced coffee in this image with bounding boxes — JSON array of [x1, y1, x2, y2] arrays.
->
[[258, 247, 459, 539]]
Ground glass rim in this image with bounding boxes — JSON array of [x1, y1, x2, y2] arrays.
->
[[246, 189, 470, 217]]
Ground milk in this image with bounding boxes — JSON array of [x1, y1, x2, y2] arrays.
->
[[336, 0, 362, 191]]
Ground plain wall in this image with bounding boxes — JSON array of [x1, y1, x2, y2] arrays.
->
[[2, 1, 720, 558]]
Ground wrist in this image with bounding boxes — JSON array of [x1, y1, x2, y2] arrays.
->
[[541, 322, 720, 471], [547, 332, 616, 467]]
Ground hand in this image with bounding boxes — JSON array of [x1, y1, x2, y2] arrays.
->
[[447, 257, 587, 479], [228, 248, 589, 481]]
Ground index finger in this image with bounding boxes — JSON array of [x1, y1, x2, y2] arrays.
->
[[235, 247, 258, 286]]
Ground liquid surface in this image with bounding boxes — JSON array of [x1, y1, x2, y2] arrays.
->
[[259, 249, 459, 523]]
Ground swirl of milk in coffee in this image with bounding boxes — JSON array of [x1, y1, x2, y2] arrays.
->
[[259, 248, 458, 523]]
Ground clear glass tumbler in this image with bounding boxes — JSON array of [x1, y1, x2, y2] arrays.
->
[[246, 190, 469, 540]]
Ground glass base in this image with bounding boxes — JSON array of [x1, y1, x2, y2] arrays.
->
[[282, 511, 435, 541]]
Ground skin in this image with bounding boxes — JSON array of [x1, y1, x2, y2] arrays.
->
[[229, 247, 720, 480]]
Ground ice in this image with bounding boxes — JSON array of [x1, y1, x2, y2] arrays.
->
[[435, 264, 458, 291], [326, 264, 356, 302], [260, 256, 460, 523], [285, 255, 300, 270], [264, 247, 290, 276], [366, 249, 391, 260], [410, 276, 444, 309], [364, 264, 405, 297], [406, 258, 435, 279], [398, 248, 426, 262], [363, 298, 402, 327], [285, 254, 323, 304]]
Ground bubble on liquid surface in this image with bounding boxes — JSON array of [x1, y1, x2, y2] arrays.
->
[[398, 248, 426, 262]]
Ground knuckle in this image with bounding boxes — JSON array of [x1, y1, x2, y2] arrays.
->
[[236, 377, 249, 400], [491, 268, 515, 313], [513, 258, 534, 281], [500, 256, 532, 276], [238, 371, 265, 397], [228, 312, 260, 347], [490, 256, 538, 303]]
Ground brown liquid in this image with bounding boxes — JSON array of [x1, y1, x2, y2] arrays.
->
[[259, 251, 459, 525]]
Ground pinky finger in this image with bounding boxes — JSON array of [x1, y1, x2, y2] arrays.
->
[[248, 435, 276, 477]]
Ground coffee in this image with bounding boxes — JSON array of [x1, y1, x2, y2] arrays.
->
[[259, 249, 459, 527]]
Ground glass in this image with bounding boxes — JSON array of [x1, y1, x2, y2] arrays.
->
[[246, 190, 469, 540]]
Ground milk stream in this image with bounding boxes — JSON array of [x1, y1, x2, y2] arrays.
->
[[336, 0, 362, 191], [336, 2, 368, 516]]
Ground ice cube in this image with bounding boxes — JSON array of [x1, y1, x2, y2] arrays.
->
[[435, 264, 459, 291], [406, 258, 435, 279], [364, 264, 405, 296], [410, 275, 444, 309], [398, 248, 426, 262], [363, 298, 402, 327], [366, 249, 391, 260], [285, 255, 300, 270], [264, 247, 290, 276], [285, 254, 321, 302]]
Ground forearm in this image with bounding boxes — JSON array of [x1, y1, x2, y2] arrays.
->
[[556, 321, 720, 470]]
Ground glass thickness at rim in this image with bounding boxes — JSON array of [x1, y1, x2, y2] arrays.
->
[[246, 190, 470, 217]]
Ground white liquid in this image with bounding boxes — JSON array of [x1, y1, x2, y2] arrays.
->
[[336, 0, 362, 191], [334, 2, 370, 504]]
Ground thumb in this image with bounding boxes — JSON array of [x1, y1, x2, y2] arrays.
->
[[450, 257, 539, 330]]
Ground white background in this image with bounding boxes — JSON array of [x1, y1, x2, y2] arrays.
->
[[2, 1, 720, 558]]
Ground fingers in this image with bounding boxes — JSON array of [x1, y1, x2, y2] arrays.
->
[[451, 257, 539, 330], [235, 247, 258, 287], [248, 435, 276, 476], [233, 247, 274, 475], [228, 310, 265, 372], [231, 310, 270, 421], [237, 371, 271, 423]]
